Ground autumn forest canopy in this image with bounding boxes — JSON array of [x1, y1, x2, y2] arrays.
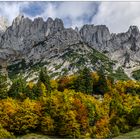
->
[[0, 67, 140, 138]]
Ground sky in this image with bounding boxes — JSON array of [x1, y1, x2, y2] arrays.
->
[[0, 1, 140, 33]]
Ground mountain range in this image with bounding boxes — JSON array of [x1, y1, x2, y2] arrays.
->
[[0, 15, 140, 81]]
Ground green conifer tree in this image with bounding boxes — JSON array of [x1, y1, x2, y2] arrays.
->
[[8, 74, 26, 99], [0, 73, 8, 99], [39, 67, 51, 93], [75, 67, 93, 95], [93, 68, 109, 95]]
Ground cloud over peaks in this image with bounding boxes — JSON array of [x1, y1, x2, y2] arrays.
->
[[92, 2, 140, 33], [1, 2, 140, 33], [0, 2, 30, 24]]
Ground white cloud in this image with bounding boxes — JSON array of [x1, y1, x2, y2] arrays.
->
[[92, 2, 140, 33], [56, 2, 95, 19], [0, 2, 30, 24], [39, 2, 98, 28], [39, 2, 57, 19], [0, 1, 98, 29], [2, 1, 140, 34]]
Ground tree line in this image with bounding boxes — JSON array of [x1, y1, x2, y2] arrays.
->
[[0, 67, 140, 138]]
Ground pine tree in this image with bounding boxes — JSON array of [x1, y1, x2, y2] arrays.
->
[[39, 68, 51, 93], [0, 73, 8, 99], [8, 75, 26, 99], [75, 67, 93, 95], [93, 69, 109, 95]]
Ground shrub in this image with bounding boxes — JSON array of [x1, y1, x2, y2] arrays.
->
[[9, 98, 41, 135], [57, 110, 81, 138], [94, 116, 110, 138], [0, 98, 19, 129], [0, 124, 15, 138], [127, 106, 140, 126], [110, 125, 120, 137], [41, 115, 54, 135]]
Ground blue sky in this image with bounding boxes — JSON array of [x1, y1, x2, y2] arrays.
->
[[0, 1, 140, 33]]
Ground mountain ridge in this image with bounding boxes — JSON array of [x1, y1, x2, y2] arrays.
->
[[0, 15, 139, 80]]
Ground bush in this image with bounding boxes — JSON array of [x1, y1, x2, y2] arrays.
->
[[10, 111, 39, 135], [41, 115, 54, 135], [128, 106, 140, 126], [9, 98, 41, 135], [0, 98, 19, 129], [0, 124, 15, 138], [110, 125, 120, 137], [57, 110, 81, 138], [94, 116, 110, 138]]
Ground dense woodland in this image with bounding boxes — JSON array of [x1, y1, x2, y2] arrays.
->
[[0, 67, 140, 138]]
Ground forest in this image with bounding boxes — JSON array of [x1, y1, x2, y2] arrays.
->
[[0, 67, 140, 138]]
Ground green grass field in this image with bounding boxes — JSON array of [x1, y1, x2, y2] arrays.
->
[[17, 128, 140, 139], [17, 133, 49, 139], [115, 128, 140, 139]]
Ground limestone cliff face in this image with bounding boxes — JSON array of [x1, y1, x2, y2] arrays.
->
[[0, 15, 64, 62], [0, 15, 64, 51], [80, 24, 111, 51], [0, 17, 8, 33]]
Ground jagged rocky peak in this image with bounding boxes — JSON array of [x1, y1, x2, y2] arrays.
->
[[46, 17, 53, 23], [11, 15, 64, 36], [128, 25, 140, 38], [54, 18, 64, 29], [45, 17, 64, 36], [75, 27, 79, 32], [79, 24, 111, 50], [33, 17, 44, 28], [0, 16, 9, 33], [12, 14, 24, 26], [34, 17, 44, 22], [0, 15, 65, 52], [46, 17, 64, 29], [46, 17, 53, 28]]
